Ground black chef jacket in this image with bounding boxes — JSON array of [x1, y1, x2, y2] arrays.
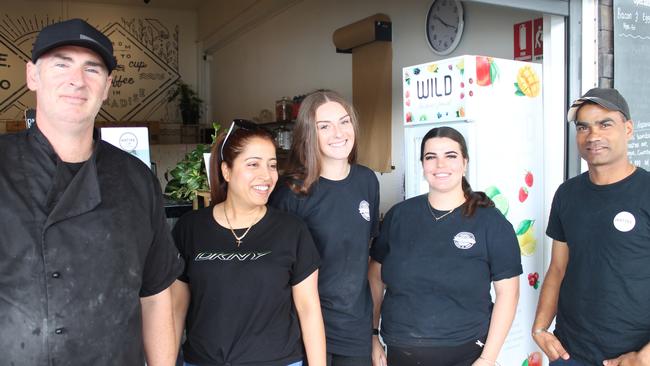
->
[[0, 125, 184, 366]]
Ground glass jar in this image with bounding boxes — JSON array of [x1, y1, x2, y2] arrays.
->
[[275, 97, 293, 122], [274, 126, 292, 150]]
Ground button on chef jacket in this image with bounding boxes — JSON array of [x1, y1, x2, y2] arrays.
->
[[0, 125, 184, 366]]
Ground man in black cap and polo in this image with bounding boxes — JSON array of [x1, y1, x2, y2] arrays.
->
[[0, 19, 183, 365], [532, 88, 650, 366]]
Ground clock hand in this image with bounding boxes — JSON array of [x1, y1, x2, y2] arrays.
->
[[433, 15, 457, 31]]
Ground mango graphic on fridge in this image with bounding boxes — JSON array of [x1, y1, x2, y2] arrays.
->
[[515, 66, 540, 97]]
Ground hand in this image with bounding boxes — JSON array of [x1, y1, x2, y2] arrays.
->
[[532, 330, 570, 361], [603, 351, 650, 366], [372, 336, 387, 366]]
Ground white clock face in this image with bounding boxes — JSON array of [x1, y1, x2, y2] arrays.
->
[[426, 0, 464, 55]]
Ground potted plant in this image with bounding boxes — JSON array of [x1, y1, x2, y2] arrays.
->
[[164, 123, 220, 201], [168, 80, 203, 125]]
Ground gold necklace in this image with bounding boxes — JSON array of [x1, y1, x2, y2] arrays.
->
[[223, 205, 262, 247], [427, 201, 455, 221]]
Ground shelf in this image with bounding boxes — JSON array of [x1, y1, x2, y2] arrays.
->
[[257, 120, 295, 130]]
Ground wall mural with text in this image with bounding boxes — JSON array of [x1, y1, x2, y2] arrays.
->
[[0, 15, 180, 122]]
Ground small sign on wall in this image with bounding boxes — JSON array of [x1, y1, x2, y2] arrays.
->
[[533, 18, 543, 60], [514, 20, 532, 61], [514, 18, 543, 61], [101, 127, 151, 168]]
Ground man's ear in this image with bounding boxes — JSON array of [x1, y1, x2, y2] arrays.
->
[[624, 117, 634, 141], [26, 62, 39, 91], [103, 74, 112, 101]]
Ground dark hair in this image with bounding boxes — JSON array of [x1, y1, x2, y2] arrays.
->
[[284, 89, 359, 195], [209, 120, 276, 204], [419, 126, 493, 217]]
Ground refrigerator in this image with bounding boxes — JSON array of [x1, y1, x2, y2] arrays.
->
[[403, 55, 547, 366]]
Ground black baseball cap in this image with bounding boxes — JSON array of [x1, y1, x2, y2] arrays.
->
[[567, 88, 630, 122], [31, 18, 117, 72]]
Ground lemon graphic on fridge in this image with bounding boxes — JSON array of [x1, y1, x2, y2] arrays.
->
[[516, 219, 537, 256]]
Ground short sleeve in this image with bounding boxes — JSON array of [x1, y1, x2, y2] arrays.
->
[[370, 206, 394, 263], [546, 188, 566, 242], [486, 212, 522, 281], [171, 213, 191, 283], [139, 179, 184, 297], [290, 220, 321, 286]]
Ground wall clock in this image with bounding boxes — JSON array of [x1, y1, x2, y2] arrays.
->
[[425, 0, 464, 55]]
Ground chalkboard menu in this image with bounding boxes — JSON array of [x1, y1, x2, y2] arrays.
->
[[614, 0, 650, 169]]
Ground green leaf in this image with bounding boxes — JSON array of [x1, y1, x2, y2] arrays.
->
[[164, 142, 211, 201], [489, 61, 499, 83], [514, 83, 525, 96], [516, 219, 535, 236]]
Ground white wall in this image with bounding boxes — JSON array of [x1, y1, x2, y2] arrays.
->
[[208, 0, 541, 214]]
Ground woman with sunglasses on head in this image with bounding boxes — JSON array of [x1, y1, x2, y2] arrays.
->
[[368, 127, 521, 366], [270, 90, 380, 366], [171, 120, 326, 366]]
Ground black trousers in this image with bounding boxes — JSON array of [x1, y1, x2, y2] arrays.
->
[[386, 335, 486, 366], [327, 353, 372, 366]]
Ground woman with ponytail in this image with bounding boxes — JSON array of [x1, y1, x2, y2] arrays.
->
[[368, 126, 521, 366]]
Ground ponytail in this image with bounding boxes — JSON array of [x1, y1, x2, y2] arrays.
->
[[209, 133, 229, 205], [461, 177, 494, 217]]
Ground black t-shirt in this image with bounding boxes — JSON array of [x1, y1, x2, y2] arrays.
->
[[269, 164, 380, 356], [546, 169, 650, 365], [173, 206, 320, 366], [370, 194, 522, 347]]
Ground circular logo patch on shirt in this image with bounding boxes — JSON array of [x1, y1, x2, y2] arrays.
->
[[453, 232, 476, 249], [119, 132, 138, 151], [613, 211, 635, 232], [359, 200, 371, 222]]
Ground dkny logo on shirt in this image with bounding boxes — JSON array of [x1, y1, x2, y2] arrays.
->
[[195, 251, 271, 261]]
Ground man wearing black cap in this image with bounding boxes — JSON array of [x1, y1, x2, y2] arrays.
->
[[0, 19, 183, 365], [532, 88, 650, 366]]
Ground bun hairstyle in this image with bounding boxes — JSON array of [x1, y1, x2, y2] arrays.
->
[[419, 126, 494, 217], [284, 89, 359, 195], [209, 120, 275, 204]]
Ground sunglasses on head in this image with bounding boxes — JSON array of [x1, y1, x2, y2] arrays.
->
[[220, 119, 260, 160]]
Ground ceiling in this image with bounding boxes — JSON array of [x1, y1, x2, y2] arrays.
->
[[22, 0, 302, 49], [30, 0, 203, 10]]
